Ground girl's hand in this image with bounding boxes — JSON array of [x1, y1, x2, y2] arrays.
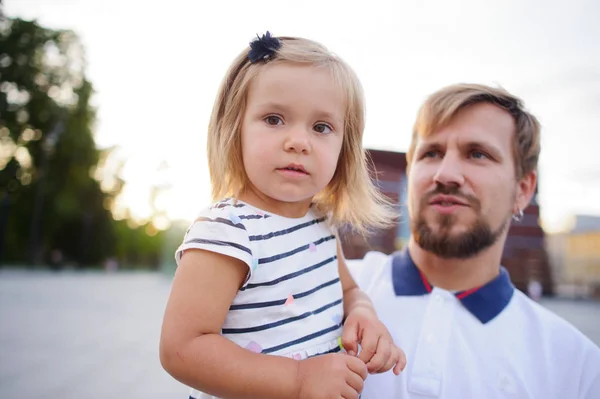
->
[[295, 353, 368, 399], [341, 306, 407, 375]]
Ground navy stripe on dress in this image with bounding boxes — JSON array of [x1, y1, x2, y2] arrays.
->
[[184, 238, 252, 255], [195, 216, 246, 230], [212, 201, 246, 209], [261, 323, 343, 354], [259, 235, 335, 264], [240, 256, 337, 291], [222, 298, 342, 334], [240, 214, 271, 220], [230, 278, 340, 310], [249, 217, 327, 241]]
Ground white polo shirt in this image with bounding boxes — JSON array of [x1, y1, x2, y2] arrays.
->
[[349, 250, 600, 399]]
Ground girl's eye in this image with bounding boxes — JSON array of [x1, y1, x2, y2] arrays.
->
[[314, 123, 333, 134], [265, 116, 283, 126]]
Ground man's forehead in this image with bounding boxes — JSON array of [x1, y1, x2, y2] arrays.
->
[[417, 105, 515, 146], [451, 103, 516, 133]]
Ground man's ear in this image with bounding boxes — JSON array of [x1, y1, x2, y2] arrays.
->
[[515, 171, 537, 213]]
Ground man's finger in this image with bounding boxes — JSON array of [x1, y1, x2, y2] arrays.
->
[[367, 339, 390, 373], [357, 330, 379, 364]]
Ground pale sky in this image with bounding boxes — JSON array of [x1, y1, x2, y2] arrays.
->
[[6, 0, 600, 232]]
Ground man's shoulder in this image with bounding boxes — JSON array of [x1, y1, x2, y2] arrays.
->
[[347, 250, 392, 290], [511, 293, 600, 397], [511, 291, 600, 355]]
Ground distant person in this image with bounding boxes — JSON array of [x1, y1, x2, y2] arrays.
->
[[159, 32, 405, 399], [528, 279, 543, 302], [104, 257, 119, 273], [349, 83, 600, 398], [49, 249, 63, 271]]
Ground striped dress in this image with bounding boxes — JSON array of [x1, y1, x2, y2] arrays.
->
[[175, 198, 345, 399]]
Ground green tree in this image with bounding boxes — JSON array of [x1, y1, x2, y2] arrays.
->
[[0, 17, 120, 266]]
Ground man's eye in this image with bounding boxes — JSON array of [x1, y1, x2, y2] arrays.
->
[[470, 151, 488, 159]]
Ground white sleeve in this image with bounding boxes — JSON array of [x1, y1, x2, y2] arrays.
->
[[175, 206, 254, 282], [580, 344, 600, 399]]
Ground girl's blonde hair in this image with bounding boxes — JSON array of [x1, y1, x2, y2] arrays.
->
[[207, 34, 395, 234]]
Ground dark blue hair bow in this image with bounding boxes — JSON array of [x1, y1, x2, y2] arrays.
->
[[248, 31, 282, 63]]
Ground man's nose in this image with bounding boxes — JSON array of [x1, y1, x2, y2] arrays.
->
[[433, 151, 465, 187]]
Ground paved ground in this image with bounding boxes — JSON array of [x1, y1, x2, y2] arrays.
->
[[1, 270, 599, 399], [0, 270, 188, 399]]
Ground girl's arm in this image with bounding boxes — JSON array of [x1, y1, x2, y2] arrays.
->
[[336, 235, 406, 374], [336, 236, 376, 323], [159, 249, 300, 399]]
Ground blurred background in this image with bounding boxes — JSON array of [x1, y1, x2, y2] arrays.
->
[[0, 0, 598, 398]]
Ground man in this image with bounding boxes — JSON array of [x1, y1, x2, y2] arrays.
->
[[349, 84, 600, 398]]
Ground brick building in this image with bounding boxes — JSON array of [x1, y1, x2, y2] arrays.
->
[[339, 149, 554, 295]]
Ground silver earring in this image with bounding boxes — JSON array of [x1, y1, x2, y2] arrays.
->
[[512, 208, 524, 222]]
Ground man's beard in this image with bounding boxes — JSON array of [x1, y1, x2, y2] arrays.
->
[[411, 185, 509, 259]]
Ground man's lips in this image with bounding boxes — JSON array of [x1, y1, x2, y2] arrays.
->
[[429, 194, 469, 206]]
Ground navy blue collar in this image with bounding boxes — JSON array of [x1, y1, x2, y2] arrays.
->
[[391, 250, 514, 324]]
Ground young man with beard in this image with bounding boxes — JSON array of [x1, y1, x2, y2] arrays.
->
[[349, 84, 600, 398]]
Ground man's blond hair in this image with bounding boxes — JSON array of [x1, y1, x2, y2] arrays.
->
[[407, 83, 541, 179]]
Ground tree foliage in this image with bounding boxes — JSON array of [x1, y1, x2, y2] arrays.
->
[[0, 17, 162, 268]]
